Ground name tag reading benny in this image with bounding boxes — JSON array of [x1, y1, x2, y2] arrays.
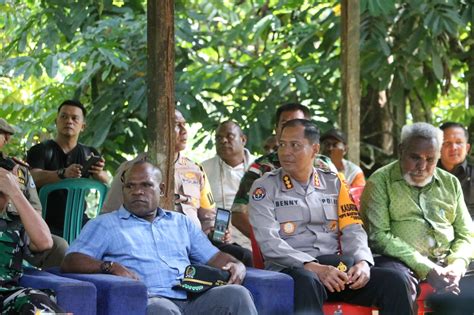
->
[[275, 200, 299, 207]]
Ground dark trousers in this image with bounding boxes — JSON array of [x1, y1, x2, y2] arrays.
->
[[212, 241, 253, 267], [376, 256, 474, 315], [426, 261, 474, 315], [281, 266, 413, 315]]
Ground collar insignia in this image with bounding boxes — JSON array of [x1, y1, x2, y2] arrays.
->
[[17, 168, 26, 185], [313, 172, 320, 188], [282, 175, 293, 189]]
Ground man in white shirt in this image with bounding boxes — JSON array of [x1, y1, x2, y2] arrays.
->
[[202, 121, 255, 250]]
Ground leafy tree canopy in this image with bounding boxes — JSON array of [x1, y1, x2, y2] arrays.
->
[[1, 0, 472, 172]]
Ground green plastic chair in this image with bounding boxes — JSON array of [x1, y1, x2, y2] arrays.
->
[[39, 178, 108, 244]]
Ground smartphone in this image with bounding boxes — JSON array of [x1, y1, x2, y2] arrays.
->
[[82, 154, 102, 174], [212, 208, 231, 243]]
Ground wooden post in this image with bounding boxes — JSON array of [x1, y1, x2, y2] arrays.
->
[[147, 0, 175, 209], [341, 0, 361, 164]]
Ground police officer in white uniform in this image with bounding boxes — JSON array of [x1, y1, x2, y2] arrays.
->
[[249, 119, 413, 315]]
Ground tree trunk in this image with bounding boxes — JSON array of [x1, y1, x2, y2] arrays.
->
[[390, 85, 407, 155], [468, 26, 474, 141], [360, 87, 393, 174], [147, 0, 175, 209], [408, 89, 432, 124], [341, 0, 360, 164]]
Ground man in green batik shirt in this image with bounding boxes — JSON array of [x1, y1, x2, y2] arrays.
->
[[361, 122, 474, 315]]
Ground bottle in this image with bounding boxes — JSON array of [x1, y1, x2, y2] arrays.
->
[[333, 305, 343, 315]]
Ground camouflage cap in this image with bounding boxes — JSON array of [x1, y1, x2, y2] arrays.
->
[[0, 118, 15, 134]]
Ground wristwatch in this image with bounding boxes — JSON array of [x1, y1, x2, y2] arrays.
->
[[57, 168, 66, 179], [100, 261, 114, 274]]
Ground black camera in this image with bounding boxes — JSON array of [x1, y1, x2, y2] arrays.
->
[[0, 156, 16, 171]]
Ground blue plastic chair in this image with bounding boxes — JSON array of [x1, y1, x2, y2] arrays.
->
[[49, 266, 293, 315], [21, 268, 97, 315], [39, 178, 108, 243]]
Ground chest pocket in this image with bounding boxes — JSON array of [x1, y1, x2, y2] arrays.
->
[[180, 174, 201, 199], [321, 194, 338, 221], [322, 204, 338, 221], [275, 207, 304, 236]]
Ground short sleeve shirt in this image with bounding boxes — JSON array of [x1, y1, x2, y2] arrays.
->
[[67, 207, 219, 299], [26, 140, 99, 234]]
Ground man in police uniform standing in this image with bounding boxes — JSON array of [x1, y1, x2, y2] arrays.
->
[[249, 119, 412, 314], [0, 118, 67, 268]]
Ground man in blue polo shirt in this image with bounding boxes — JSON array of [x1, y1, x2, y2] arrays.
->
[[61, 161, 256, 314]]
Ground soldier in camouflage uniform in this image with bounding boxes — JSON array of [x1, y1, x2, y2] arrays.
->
[[0, 119, 68, 268], [0, 119, 63, 314], [0, 206, 63, 314]]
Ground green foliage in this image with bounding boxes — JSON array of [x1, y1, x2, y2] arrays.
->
[[175, 0, 341, 151], [360, 0, 470, 124], [1, 0, 473, 172], [2, 0, 342, 171]]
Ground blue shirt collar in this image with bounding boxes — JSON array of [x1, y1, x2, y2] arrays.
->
[[117, 206, 170, 221]]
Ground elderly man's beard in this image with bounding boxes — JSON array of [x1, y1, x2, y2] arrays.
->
[[403, 173, 433, 187]]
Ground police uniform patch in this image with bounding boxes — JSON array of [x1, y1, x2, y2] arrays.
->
[[17, 168, 26, 185], [185, 172, 196, 180], [252, 187, 266, 201], [281, 222, 296, 235], [282, 175, 293, 189], [185, 266, 196, 278]]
